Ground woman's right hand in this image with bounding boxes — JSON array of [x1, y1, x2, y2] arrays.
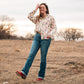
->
[[35, 4, 40, 10], [34, 28, 39, 32]]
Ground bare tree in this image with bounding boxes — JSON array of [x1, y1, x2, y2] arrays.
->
[[0, 15, 15, 39], [59, 28, 83, 41]]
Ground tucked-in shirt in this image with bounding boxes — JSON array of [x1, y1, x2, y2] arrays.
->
[[28, 9, 57, 39]]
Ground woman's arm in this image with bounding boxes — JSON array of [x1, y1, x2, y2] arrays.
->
[[27, 4, 40, 24], [47, 17, 57, 39]]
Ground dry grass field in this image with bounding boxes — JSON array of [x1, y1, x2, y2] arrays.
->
[[0, 40, 84, 84]]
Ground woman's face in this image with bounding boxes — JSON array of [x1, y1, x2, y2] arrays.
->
[[39, 5, 47, 14]]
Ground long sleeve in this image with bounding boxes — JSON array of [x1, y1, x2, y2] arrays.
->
[[27, 9, 37, 24], [48, 17, 57, 38]]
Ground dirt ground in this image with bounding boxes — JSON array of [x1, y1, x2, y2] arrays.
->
[[0, 40, 84, 84]]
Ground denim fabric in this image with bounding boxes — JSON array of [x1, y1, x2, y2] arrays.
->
[[21, 33, 51, 79]]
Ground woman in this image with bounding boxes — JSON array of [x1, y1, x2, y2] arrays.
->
[[16, 3, 57, 81]]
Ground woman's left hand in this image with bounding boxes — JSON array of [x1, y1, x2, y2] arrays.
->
[[47, 35, 51, 39]]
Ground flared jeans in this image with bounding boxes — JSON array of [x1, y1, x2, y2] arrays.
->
[[21, 33, 51, 79]]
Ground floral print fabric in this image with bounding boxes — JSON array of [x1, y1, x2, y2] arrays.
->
[[28, 9, 57, 39]]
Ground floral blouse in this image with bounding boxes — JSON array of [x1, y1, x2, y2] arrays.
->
[[28, 9, 57, 39]]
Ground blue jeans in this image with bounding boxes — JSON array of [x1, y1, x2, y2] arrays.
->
[[21, 33, 51, 79]]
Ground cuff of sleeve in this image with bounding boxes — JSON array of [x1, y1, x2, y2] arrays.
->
[[33, 9, 37, 13]]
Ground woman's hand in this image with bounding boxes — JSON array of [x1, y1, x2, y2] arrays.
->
[[34, 29, 39, 32], [35, 4, 40, 10], [47, 35, 51, 39]]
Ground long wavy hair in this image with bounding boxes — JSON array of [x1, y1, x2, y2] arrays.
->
[[36, 3, 49, 21]]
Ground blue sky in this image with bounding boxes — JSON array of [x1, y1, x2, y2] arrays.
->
[[0, 0, 84, 36]]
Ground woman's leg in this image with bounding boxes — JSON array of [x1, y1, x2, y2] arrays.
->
[[21, 33, 41, 76], [38, 38, 51, 79]]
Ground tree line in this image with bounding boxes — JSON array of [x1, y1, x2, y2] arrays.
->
[[0, 15, 84, 41], [59, 28, 84, 41]]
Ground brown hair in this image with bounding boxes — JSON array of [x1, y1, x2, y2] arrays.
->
[[36, 3, 49, 21]]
